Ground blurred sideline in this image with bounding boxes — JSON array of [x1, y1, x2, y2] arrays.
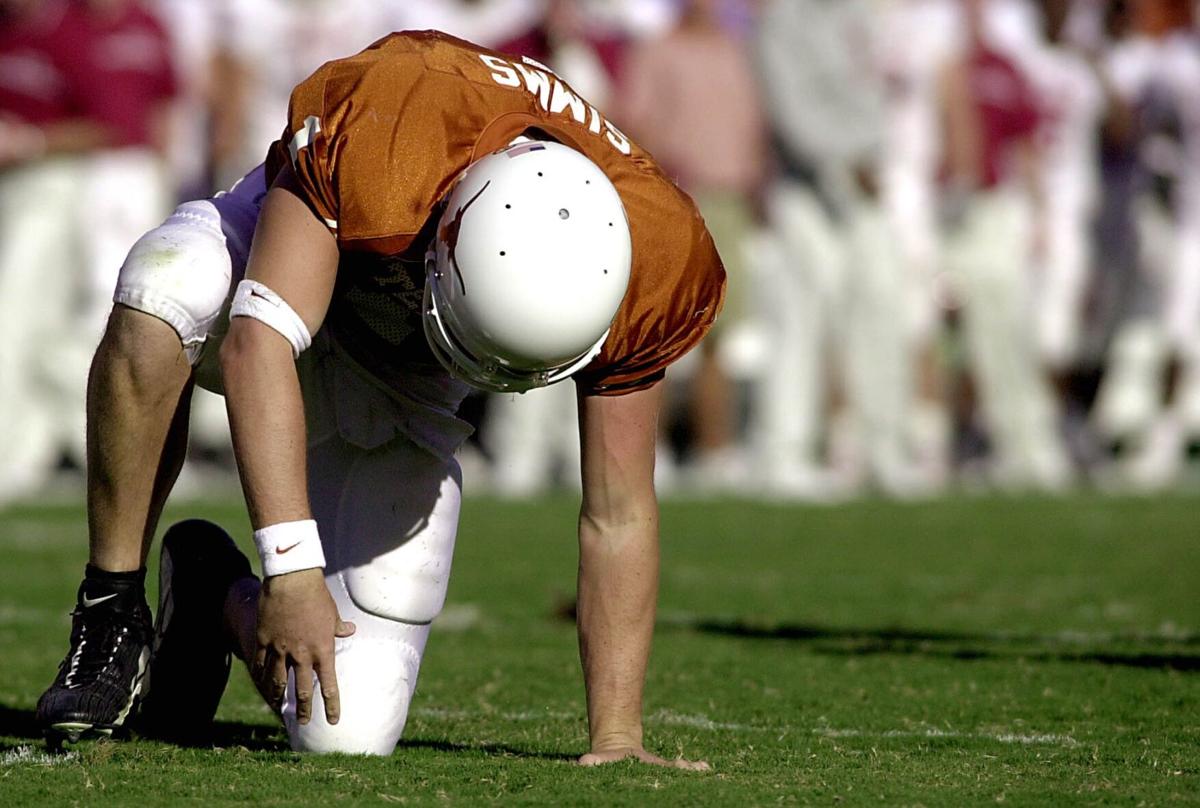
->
[[2, 0, 1199, 505]]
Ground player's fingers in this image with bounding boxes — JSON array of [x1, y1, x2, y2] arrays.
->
[[250, 646, 268, 682], [633, 749, 673, 767], [632, 748, 711, 772], [335, 619, 356, 638], [314, 653, 342, 725], [292, 657, 315, 725], [264, 652, 289, 711]]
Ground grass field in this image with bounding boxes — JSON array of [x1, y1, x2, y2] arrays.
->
[[1, 493, 1198, 805]]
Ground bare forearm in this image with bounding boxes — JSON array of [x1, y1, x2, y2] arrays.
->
[[221, 321, 310, 528], [577, 509, 659, 748], [43, 120, 116, 155]]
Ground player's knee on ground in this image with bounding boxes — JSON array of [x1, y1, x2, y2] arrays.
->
[[283, 624, 428, 756], [283, 441, 463, 754], [111, 201, 233, 366]]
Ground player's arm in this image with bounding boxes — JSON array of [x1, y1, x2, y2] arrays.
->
[[219, 162, 353, 726], [574, 381, 709, 771], [0, 115, 115, 169]]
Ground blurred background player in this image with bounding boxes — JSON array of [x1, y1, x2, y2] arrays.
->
[[0, 0, 89, 503], [204, 0, 395, 190], [1020, 0, 1109, 473], [753, 0, 926, 500], [937, 0, 1073, 489], [1092, 0, 1200, 488], [619, 0, 767, 492], [0, 0, 176, 502]]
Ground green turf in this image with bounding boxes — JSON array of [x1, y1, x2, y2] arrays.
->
[[1, 494, 1198, 805]]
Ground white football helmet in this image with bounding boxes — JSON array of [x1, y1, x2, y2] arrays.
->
[[423, 140, 632, 393]]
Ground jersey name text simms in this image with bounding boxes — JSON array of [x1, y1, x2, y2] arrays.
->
[[478, 54, 631, 156]]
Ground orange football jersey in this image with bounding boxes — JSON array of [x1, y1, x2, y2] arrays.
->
[[265, 31, 725, 395]]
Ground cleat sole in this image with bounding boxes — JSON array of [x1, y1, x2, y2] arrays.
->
[[45, 722, 115, 747]]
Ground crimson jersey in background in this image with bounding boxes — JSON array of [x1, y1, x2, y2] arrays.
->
[[963, 43, 1040, 189], [0, 0, 176, 147], [0, 1, 82, 127], [70, 2, 177, 148]]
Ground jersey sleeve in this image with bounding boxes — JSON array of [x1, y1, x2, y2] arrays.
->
[[278, 60, 350, 235]]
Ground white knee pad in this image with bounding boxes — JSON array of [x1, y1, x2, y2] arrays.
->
[[335, 450, 463, 626], [112, 200, 234, 365], [341, 535, 457, 625]]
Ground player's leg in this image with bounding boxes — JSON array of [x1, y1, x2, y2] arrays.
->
[[684, 191, 752, 490], [284, 431, 462, 754], [842, 199, 922, 496], [953, 191, 1069, 489], [485, 386, 559, 496], [1125, 220, 1200, 488], [37, 175, 259, 744], [0, 159, 81, 502], [748, 181, 840, 498], [215, 429, 462, 755], [86, 307, 196, 572], [138, 519, 255, 742]]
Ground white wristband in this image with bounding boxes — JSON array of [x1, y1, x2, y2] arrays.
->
[[253, 519, 326, 577]]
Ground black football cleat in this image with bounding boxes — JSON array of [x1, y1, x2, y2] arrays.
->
[[37, 572, 153, 746], [137, 519, 255, 743]]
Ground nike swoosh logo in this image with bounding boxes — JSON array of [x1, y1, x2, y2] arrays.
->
[[275, 541, 302, 554], [81, 593, 119, 608]]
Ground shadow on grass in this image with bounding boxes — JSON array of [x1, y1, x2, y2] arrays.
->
[[0, 705, 284, 751], [197, 720, 287, 751], [0, 705, 574, 761], [0, 704, 42, 743], [398, 738, 577, 762], [675, 618, 1200, 672], [553, 598, 1200, 671]]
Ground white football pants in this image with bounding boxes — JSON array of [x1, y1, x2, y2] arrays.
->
[[1032, 194, 1093, 370], [0, 159, 83, 501], [943, 190, 1069, 487], [484, 383, 580, 496], [749, 181, 915, 488]]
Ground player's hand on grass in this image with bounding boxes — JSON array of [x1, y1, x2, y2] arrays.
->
[[252, 568, 355, 725], [578, 745, 711, 772]]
